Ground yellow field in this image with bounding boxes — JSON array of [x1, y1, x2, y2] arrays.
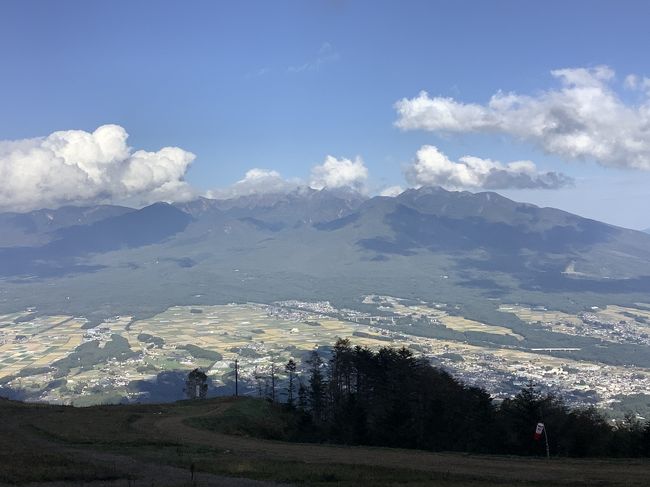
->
[[498, 304, 582, 326], [596, 304, 650, 325], [369, 295, 524, 340], [128, 303, 398, 386], [440, 315, 524, 340], [500, 303, 650, 345], [0, 314, 88, 379]]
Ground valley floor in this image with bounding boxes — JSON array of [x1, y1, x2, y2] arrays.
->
[[1, 397, 649, 487]]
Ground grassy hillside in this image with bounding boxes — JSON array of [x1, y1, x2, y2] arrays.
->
[[2, 396, 649, 486]]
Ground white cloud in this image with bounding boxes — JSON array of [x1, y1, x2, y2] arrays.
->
[[395, 66, 650, 170], [624, 74, 639, 90], [623, 74, 650, 94], [288, 42, 340, 73], [245, 67, 271, 80], [206, 168, 300, 199], [310, 155, 368, 191], [405, 145, 573, 190], [207, 155, 370, 200], [379, 185, 404, 197], [0, 124, 195, 212]]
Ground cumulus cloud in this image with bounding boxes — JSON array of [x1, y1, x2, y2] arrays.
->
[[405, 145, 573, 190], [207, 155, 370, 200], [0, 124, 195, 211], [206, 168, 300, 199], [395, 66, 650, 170], [309, 155, 368, 191]]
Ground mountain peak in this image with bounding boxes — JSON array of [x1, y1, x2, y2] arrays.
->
[[176, 187, 367, 218]]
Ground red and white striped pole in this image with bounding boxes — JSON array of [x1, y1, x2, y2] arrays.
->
[[534, 422, 550, 459]]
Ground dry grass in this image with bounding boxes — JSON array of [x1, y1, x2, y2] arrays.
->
[[2, 396, 649, 486]]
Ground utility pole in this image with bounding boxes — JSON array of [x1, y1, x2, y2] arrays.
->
[[234, 358, 239, 397], [254, 367, 262, 397]]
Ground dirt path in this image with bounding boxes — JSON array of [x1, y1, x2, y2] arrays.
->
[[51, 448, 280, 487], [1, 408, 278, 487], [143, 406, 650, 485]]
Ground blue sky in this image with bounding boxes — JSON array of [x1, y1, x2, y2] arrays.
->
[[1, 0, 649, 228]]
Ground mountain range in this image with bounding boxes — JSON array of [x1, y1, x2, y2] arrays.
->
[[1, 186, 650, 326]]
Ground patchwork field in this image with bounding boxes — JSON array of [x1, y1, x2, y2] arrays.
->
[[128, 303, 392, 389], [0, 313, 88, 378], [0, 303, 396, 404], [368, 295, 525, 340], [2, 298, 650, 413], [500, 304, 650, 346]]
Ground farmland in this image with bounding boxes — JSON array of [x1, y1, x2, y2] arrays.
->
[[1, 298, 650, 414]]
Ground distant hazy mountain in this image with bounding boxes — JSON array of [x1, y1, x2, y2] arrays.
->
[[0, 204, 133, 247], [0, 203, 190, 277], [1, 186, 650, 324], [175, 187, 365, 226], [361, 187, 650, 280], [644, 228, 650, 234]]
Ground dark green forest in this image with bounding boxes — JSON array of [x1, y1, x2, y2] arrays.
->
[[267, 339, 650, 458]]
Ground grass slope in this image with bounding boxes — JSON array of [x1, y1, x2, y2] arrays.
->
[[1, 396, 649, 486]]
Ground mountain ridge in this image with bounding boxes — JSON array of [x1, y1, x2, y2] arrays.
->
[[0, 204, 134, 247], [1, 186, 650, 326], [2, 186, 650, 375]]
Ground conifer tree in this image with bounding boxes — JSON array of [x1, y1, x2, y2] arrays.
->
[[184, 368, 208, 399], [285, 358, 297, 407], [307, 350, 326, 421]]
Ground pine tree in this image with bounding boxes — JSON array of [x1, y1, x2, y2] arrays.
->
[[297, 379, 308, 411], [184, 368, 208, 399], [270, 363, 276, 402], [307, 350, 326, 421], [285, 358, 297, 407]]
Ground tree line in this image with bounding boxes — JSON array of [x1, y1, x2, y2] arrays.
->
[[281, 339, 650, 457]]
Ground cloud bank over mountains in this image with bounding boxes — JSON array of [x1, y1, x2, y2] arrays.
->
[[206, 168, 301, 199], [309, 155, 368, 192], [0, 122, 567, 212], [395, 66, 650, 170], [9, 65, 639, 212], [0, 122, 373, 210], [207, 155, 369, 199], [405, 145, 573, 190], [0, 124, 195, 212]]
